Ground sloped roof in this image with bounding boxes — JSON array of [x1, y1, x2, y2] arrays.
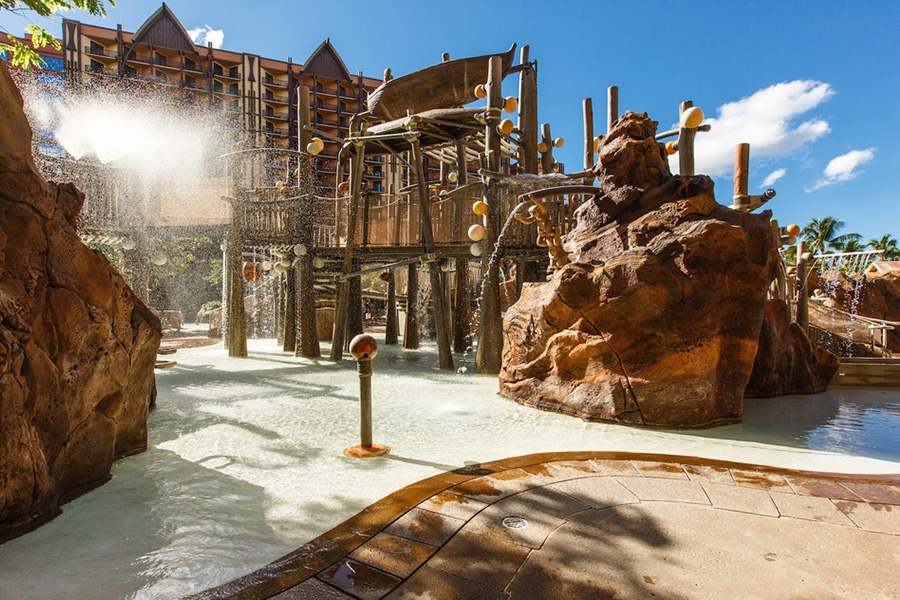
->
[[866, 261, 900, 275], [301, 38, 353, 81], [130, 3, 198, 54]]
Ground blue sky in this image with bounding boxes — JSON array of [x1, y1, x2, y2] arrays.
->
[[2, 0, 897, 240]]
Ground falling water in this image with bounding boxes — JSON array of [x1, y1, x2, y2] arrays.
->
[[468, 200, 528, 353]]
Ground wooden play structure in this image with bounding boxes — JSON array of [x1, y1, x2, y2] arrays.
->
[[220, 44, 727, 372]]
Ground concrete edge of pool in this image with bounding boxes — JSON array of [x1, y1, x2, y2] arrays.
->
[[191, 451, 900, 600]]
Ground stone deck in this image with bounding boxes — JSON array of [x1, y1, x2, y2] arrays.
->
[[195, 452, 900, 600]]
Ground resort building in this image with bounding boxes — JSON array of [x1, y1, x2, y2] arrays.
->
[[7, 3, 387, 195]]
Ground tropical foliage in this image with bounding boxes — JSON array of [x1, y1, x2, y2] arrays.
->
[[800, 216, 897, 261], [868, 234, 900, 260], [0, 1, 114, 68]]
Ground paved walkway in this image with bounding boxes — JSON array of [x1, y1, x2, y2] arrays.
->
[[197, 452, 900, 600]]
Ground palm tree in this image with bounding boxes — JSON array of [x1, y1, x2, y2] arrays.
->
[[802, 216, 847, 254], [833, 234, 863, 253], [868, 234, 900, 260]]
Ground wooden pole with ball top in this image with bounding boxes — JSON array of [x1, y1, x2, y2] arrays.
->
[[344, 334, 390, 458]]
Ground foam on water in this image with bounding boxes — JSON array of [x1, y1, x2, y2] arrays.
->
[[0, 338, 896, 599]]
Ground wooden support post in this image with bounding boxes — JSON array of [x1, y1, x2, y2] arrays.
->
[[453, 258, 469, 353], [385, 270, 399, 345], [607, 86, 618, 133], [296, 154, 320, 358], [347, 261, 364, 350], [518, 45, 538, 175], [275, 269, 284, 346], [540, 122, 554, 174], [678, 101, 696, 176], [733, 143, 750, 211], [298, 85, 310, 149], [583, 98, 594, 183], [515, 259, 525, 299], [411, 138, 454, 370], [796, 240, 810, 334], [475, 56, 504, 375], [330, 143, 365, 360], [282, 259, 297, 352], [225, 229, 247, 357], [404, 262, 419, 349]]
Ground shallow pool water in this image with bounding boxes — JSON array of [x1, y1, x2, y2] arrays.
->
[[1, 338, 897, 599]]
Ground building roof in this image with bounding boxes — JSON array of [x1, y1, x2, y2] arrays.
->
[[866, 261, 900, 275], [301, 38, 354, 81], [130, 3, 198, 54]]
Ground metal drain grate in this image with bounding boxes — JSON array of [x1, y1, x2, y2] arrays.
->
[[501, 516, 528, 529]]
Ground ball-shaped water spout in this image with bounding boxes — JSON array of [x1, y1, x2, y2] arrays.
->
[[470, 242, 483, 257], [680, 106, 704, 129], [503, 96, 518, 113], [468, 223, 485, 242], [151, 251, 168, 266], [349, 333, 378, 360], [121, 238, 136, 250]]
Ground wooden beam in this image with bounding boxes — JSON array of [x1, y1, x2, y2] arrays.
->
[[517, 45, 538, 174], [733, 142, 750, 210], [404, 262, 419, 349], [678, 100, 695, 176], [330, 143, 366, 360], [475, 55, 504, 374], [385, 270, 399, 345], [540, 123, 554, 174], [607, 86, 618, 133], [410, 137, 454, 370], [583, 97, 594, 184]]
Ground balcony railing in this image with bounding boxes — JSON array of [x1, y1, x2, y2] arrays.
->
[[84, 45, 115, 58]]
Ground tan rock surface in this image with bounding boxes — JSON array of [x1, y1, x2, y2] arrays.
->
[[745, 299, 839, 398], [499, 112, 777, 427], [0, 63, 160, 539]]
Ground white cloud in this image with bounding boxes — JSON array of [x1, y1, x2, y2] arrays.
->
[[761, 168, 787, 187], [187, 25, 224, 49], [668, 80, 834, 177], [807, 148, 875, 192]]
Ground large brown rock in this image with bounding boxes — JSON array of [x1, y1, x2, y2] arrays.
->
[[499, 112, 777, 428], [0, 63, 160, 539], [745, 300, 839, 397]]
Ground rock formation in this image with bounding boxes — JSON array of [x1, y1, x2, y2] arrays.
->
[[499, 112, 778, 428], [745, 300, 839, 397], [0, 63, 161, 540]]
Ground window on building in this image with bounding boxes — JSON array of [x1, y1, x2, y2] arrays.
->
[[229, 83, 239, 95], [89, 41, 104, 55], [89, 60, 103, 73], [156, 71, 167, 83], [185, 58, 196, 71], [339, 116, 347, 127], [228, 66, 239, 78], [213, 81, 223, 93], [185, 76, 195, 88], [266, 122, 274, 133], [155, 53, 166, 66], [214, 64, 223, 76], [339, 101, 346, 112]]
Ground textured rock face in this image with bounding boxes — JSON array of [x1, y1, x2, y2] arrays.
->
[[499, 112, 777, 428], [0, 63, 160, 539], [745, 300, 839, 398]]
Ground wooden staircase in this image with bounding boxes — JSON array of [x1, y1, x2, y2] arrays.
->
[[829, 357, 900, 389]]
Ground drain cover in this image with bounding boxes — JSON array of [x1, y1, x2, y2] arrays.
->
[[501, 516, 528, 529]]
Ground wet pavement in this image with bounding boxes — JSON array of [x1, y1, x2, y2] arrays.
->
[[198, 452, 900, 599]]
